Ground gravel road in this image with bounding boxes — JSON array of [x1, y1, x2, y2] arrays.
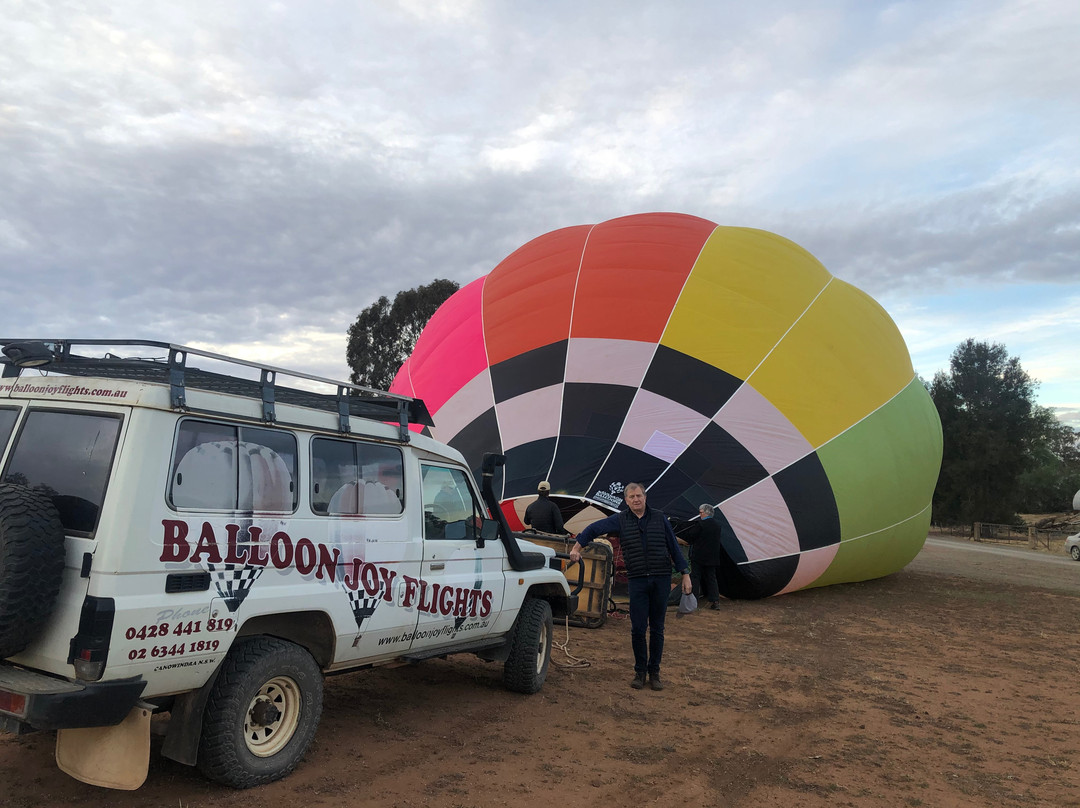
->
[[910, 534, 1080, 593]]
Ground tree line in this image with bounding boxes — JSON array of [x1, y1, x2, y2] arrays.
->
[[345, 279, 459, 391], [929, 339, 1079, 525], [345, 283, 1079, 526]]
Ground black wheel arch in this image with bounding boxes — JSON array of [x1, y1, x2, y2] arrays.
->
[[236, 610, 336, 668]]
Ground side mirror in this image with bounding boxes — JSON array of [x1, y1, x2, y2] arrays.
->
[[478, 517, 499, 547]]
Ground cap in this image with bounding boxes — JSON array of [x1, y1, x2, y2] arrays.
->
[[538, 481, 551, 492]]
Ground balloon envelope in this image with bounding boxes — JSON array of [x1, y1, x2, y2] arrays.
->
[[392, 213, 942, 597]]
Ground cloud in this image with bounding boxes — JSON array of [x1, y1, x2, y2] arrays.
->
[[1, 0, 1077, 422], [783, 173, 1080, 295]]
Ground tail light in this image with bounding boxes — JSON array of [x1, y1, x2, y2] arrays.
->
[[0, 690, 27, 718], [68, 596, 115, 682]]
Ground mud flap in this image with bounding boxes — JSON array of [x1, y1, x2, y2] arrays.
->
[[55, 702, 152, 790]]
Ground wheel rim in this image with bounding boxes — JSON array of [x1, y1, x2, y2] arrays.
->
[[1072, 546, 1080, 560], [244, 676, 302, 757], [535, 621, 548, 674]]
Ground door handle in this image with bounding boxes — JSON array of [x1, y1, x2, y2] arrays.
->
[[430, 562, 445, 570]]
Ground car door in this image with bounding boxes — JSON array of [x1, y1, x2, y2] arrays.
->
[[406, 464, 505, 651], [308, 436, 422, 659]]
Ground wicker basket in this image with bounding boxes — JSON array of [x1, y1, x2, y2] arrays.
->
[[513, 532, 614, 628]]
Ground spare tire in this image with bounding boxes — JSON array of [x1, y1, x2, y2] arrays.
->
[[0, 483, 66, 658]]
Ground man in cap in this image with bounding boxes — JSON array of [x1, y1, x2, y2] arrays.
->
[[523, 480, 570, 535]]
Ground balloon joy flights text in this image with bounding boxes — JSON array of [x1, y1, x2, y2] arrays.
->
[[159, 519, 494, 618]]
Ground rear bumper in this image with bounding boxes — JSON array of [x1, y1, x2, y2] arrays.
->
[[0, 664, 146, 732]]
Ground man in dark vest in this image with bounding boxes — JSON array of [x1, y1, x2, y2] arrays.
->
[[524, 480, 569, 535], [570, 483, 691, 691]]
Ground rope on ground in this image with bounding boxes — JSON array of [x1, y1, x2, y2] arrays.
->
[[550, 614, 591, 669], [606, 596, 628, 620]]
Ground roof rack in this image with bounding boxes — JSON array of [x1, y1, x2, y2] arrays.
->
[[0, 339, 433, 442]]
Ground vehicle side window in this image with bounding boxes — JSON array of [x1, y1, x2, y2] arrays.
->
[[242, 426, 298, 511], [421, 465, 483, 541], [311, 437, 352, 514], [0, 408, 18, 454], [311, 438, 403, 516], [2, 410, 121, 535], [170, 419, 298, 512]]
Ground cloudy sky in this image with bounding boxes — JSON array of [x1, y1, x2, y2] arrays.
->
[[3, 0, 1078, 427]]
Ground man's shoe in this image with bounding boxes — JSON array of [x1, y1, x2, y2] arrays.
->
[[710, 601, 720, 610], [649, 673, 664, 691], [630, 672, 647, 690]]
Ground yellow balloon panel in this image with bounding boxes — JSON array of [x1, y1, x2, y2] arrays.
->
[[749, 279, 915, 448], [661, 227, 832, 380]]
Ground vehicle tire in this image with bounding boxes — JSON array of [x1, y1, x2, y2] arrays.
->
[[1070, 545, 1080, 561], [502, 597, 552, 695], [197, 636, 323, 788], [0, 483, 65, 658]]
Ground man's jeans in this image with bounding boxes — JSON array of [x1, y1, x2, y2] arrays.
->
[[627, 575, 671, 674]]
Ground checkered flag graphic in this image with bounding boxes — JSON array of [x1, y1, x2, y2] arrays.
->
[[207, 562, 265, 612], [344, 585, 383, 631]]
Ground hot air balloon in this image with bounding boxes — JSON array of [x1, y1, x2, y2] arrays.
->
[[391, 213, 942, 597]]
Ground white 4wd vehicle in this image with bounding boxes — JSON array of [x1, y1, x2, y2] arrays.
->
[[0, 339, 576, 789]]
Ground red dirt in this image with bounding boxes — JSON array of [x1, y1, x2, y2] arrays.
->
[[3, 536, 1078, 807]]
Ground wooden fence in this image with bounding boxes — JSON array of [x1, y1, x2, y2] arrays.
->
[[972, 522, 1077, 551]]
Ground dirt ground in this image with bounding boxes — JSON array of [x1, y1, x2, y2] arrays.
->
[[3, 534, 1079, 808]]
